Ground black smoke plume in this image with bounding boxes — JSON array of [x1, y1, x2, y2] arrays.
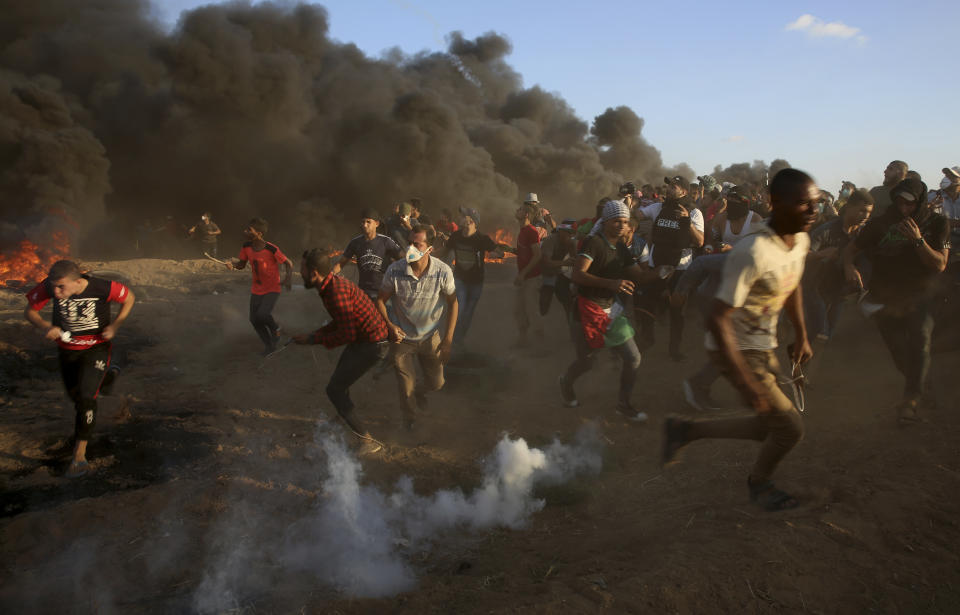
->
[[1, 1, 729, 255]]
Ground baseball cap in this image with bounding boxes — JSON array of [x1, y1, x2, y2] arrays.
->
[[890, 178, 925, 203], [664, 175, 691, 192], [398, 202, 413, 216], [726, 186, 750, 204], [524, 192, 539, 203]]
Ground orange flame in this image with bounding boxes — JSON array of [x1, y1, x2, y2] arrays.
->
[[485, 228, 516, 264], [0, 231, 71, 288]]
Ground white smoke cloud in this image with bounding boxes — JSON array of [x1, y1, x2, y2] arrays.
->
[[785, 14, 867, 45], [194, 424, 603, 608]]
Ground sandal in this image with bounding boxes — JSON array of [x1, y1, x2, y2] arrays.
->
[[748, 479, 798, 512], [65, 460, 89, 478]]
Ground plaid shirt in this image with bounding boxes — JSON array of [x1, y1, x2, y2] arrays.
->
[[312, 274, 388, 348]]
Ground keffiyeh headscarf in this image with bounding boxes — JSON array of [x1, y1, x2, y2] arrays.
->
[[589, 199, 632, 236]]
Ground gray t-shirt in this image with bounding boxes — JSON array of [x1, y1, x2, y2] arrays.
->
[[381, 256, 456, 341]]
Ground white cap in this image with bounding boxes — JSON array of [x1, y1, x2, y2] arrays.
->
[[524, 192, 539, 203]]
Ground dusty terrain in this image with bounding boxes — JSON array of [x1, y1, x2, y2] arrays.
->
[[1, 258, 959, 614]]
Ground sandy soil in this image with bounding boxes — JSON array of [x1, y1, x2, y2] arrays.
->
[[1, 258, 959, 614]]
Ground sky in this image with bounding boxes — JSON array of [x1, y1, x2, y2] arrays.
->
[[154, 0, 959, 194]]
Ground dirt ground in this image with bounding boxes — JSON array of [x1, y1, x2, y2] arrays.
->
[[1, 258, 959, 614]]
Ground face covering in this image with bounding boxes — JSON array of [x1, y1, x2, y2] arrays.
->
[[840, 188, 852, 199], [942, 177, 953, 190], [406, 244, 431, 262]]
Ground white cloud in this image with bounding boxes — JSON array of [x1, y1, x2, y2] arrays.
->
[[786, 14, 867, 45]]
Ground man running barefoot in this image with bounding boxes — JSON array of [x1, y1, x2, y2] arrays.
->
[[24, 260, 136, 478], [228, 217, 292, 355], [293, 250, 390, 453], [662, 168, 817, 512]]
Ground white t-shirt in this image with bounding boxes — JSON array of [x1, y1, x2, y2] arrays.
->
[[637, 202, 705, 270], [706, 224, 809, 351]]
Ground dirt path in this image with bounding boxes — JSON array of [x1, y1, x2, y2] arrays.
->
[[1, 259, 958, 613]]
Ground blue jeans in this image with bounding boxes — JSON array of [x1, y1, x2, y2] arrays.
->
[[803, 277, 845, 339], [453, 279, 483, 344]]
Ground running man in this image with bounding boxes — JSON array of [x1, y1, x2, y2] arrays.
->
[[560, 200, 657, 420], [24, 260, 136, 478], [377, 227, 458, 429], [332, 208, 403, 301], [228, 217, 292, 355], [662, 168, 817, 511], [294, 249, 390, 453]]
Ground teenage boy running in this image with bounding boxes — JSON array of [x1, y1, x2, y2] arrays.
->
[[228, 217, 292, 355], [25, 260, 136, 478], [332, 208, 403, 301]]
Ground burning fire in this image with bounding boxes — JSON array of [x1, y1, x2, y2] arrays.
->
[[0, 231, 71, 289], [485, 228, 515, 264]]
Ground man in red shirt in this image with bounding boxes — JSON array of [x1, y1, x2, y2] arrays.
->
[[293, 249, 390, 451], [514, 201, 543, 346], [228, 217, 292, 355], [24, 260, 136, 478]]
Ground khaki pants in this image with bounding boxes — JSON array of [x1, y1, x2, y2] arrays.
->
[[514, 276, 542, 338], [687, 350, 804, 481], [391, 330, 445, 417]]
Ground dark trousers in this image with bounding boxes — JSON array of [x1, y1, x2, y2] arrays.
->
[[59, 343, 112, 441], [875, 303, 934, 401], [249, 292, 280, 350], [327, 341, 389, 434], [636, 274, 684, 353], [539, 275, 573, 318]]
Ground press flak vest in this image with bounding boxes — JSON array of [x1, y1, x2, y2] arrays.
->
[[651, 200, 692, 267]]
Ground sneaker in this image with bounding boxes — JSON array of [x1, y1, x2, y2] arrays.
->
[[896, 399, 920, 425], [661, 417, 689, 466], [65, 459, 89, 478], [616, 402, 648, 422], [100, 366, 121, 396], [682, 380, 722, 412], [559, 375, 579, 408]]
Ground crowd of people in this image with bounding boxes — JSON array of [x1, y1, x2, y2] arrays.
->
[[23, 161, 958, 511]]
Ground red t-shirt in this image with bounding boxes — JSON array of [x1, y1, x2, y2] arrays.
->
[[238, 242, 288, 295], [516, 224, 542, 279], [27, 275, 130, 350]]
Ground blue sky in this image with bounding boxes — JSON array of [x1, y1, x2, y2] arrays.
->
[[154, 0, 958, 194]]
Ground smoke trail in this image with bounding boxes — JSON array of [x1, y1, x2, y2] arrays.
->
[[277, 425, 602, 600]]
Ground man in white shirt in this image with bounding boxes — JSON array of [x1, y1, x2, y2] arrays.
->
[[662, 168, 817, 512], [633, 175, 705, 361]]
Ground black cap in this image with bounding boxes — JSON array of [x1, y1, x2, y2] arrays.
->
[[664, 175, 691, 192]]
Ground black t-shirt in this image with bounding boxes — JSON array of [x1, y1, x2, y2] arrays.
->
[[856, 211, 951, 305], [576, 234, 635, 307], [342, 234, 403, 295], [807, 219, 854, 291], [197, 221, 220, 243], [447, 230, 497, 284]]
